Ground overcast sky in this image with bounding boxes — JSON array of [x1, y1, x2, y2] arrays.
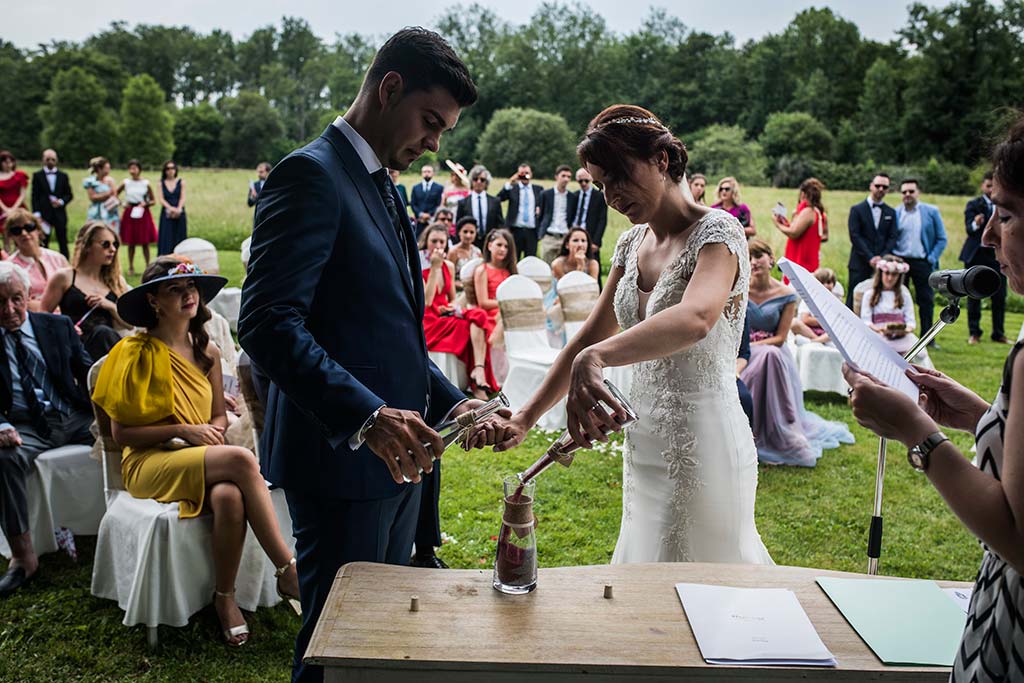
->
[[5, 1, 951, 50]]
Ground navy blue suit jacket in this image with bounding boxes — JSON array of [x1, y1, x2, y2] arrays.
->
[[238, 125, 464, 500], [960, 195, 996, 264], [0, 312, 92, 417], [410, 181, 443, 218], [847, 200, 898, 270]]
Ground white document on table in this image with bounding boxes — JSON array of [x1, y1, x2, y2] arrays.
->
[[943, 587, 973, 613], [778, 258, 919, 401], [675, 583, 837, 667]]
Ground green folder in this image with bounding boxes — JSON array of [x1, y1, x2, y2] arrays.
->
[[816, 577, 966, 666]]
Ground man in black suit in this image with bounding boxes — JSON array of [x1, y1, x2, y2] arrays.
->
[[845, 172, 899, 307], [572, 166, 608, 272], [537, 165, 578, 264], [455, 165, 503, 245], [410, 164, 444, 228], [0, 262, 94, 598], [962, 172, 1008, 344], [497, 163, 543, 259], [247, 162, 271, 208], [30, 149, 73, 258]]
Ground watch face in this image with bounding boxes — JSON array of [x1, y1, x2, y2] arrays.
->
[[908, 447, 925, 471]]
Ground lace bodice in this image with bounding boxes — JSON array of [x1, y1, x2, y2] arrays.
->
[[612, 209, 749, 393]]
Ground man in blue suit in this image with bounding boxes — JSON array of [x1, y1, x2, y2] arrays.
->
[[409, 163, 443, 227], [845, 173, 898, 307], [239, 29, 485, 683], [894, 178, 947, 339], [961, 172, 1008, 344]]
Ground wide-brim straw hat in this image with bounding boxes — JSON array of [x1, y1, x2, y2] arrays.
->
[[445, 159, 469, 185], [117, 261, 228, 327]]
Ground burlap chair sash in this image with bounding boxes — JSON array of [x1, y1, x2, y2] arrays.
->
[[499, 298, 546, 331], [527, 275, 552, 294], [560, 285, 599, 322], [463, 278, 478, 306]]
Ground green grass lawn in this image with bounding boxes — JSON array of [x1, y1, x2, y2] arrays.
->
[[0, 167, 1009, 681]]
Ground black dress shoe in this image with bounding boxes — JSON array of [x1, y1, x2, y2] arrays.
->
[[410, 553, 449, 569], [0, 566, 35, 598]]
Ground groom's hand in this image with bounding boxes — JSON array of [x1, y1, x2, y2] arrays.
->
[[463, 412, 529, 453], [364, 408, 444, 484]]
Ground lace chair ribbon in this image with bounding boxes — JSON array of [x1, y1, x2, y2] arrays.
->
[[498, 298, 546, 331], [560, 285, 599, 322]]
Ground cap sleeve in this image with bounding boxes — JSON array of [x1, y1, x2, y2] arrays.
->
[[92, 334, 174, 426], [612, 224, 644, 269]]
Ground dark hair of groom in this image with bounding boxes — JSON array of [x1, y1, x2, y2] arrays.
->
[[362, 27, 478, 107]]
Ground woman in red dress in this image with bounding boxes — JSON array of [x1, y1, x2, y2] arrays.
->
[[0, 150, 30, 251], [473, 228, 517, 344], [419, 224, 497, 397], [772, 177, 828, 279]]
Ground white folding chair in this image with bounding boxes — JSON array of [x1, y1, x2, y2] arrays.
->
[[557, 271, 599, 343], [517, 256, 553, 296], [208, 288, 242, 333], [172, 237, 220, 274], [460, 258, 483, 307], [87, 357, 286, 649], [497, 275, 564, 430], [428, 351, 468, 390], [0, 443, 103, 559]]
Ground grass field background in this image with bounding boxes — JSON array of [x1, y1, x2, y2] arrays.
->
[[0, 166, 1007, 682]]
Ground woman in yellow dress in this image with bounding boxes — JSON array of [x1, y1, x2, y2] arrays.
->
[[92, 255, 299, 646]]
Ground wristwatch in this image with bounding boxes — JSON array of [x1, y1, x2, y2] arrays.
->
[[907, 431, 949, 472], [358, 406, 385, 443]]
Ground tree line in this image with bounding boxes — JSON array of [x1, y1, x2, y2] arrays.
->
[[1, 0, 1020, 189]]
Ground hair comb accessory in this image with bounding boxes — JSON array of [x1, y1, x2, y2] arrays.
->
[[604, 116, 662, 127]]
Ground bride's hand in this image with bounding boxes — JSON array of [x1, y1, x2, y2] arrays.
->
[[462, 412, 531, 452], [566, 349, 625, 449]]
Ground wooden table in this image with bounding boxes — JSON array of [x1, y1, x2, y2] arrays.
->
[[306, 561, 970, 682]]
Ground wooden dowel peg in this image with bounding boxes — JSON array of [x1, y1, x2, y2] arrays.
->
[[410, 595, 420, 612], [603, 585, 613, 599]]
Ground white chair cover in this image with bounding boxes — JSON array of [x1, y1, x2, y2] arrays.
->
[[497, 276, 564, 431], [852, 278, 874, 317], [172, 237, 220, 274], [208, 287, 242, 333], [794, 342, 849, 396], [240, 236, 252, 271], [557, 271, 599, 342], [428, 350, 468, 391], [460, 258, 484, 306], [0, 444, 103, 558], [86, 358, 288, 636], [517, 256, 553, 295]]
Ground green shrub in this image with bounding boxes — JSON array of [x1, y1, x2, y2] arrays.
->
[[759, 111, 834, 161], [476, 108, 577, 179], [174, 103, 223, 167], [687, 124, 768, 185], [770, 158, 975, 194]]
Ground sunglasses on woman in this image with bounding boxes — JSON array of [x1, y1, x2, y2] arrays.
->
[[95, 239, 120, 250], [8, 224, 37, 236]]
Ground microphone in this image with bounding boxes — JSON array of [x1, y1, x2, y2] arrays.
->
[[928, 266, 1001, 299]]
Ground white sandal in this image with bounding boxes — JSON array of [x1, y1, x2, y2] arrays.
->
[[213, 589, 249, 647], [275, 557, 302, 616]]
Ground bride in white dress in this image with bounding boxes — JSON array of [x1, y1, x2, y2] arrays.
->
[[471, 105, 772, 564]]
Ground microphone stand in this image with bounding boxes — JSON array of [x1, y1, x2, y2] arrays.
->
[[866, 297, 961, 575]]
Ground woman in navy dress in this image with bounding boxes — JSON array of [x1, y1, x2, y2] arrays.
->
[[158, 161, 187, 255]]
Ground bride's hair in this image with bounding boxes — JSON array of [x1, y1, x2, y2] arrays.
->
[[577, 105, 688, 185]]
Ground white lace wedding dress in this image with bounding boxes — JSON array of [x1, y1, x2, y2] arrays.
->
[[609, 210, 773, 565]]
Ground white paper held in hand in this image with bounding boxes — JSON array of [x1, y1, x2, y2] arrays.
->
[[675, 583, 837, 667], [778, 259, 919, 401]]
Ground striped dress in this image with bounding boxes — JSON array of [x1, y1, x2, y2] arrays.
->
[[952, 342, 1024, 680]]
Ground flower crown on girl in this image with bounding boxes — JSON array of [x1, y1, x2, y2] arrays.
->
[[877, 259, 910, 274]]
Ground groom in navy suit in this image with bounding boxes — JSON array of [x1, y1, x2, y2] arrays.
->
[[239, 29, 483, 683]]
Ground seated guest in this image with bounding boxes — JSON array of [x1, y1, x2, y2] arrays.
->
[[736, 310, 753, 427], [448, 217, 482, 290], [859, 255, 930, 365], [688, 173, 707, 206], [712, 176, 755, 237], [473, 228, 517, 344], [551, 227, 601, 282], [418, 224, 496, 398], [433, 206, 454, 239], [40, 221, 130, 360], [90, 256, 299, 645], [845, 117, 1024, 681], [792, 267, 838, 344], [740, 239, 853, 466], [441, 161, 470, 214], [3, 209, 69, 311], [0, 261, 95, 598]]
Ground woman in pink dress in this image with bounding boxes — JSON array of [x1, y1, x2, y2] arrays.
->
[[473, 228, 517, 344], [419, 224, 496, 397], [3, 208, 70, 310]]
